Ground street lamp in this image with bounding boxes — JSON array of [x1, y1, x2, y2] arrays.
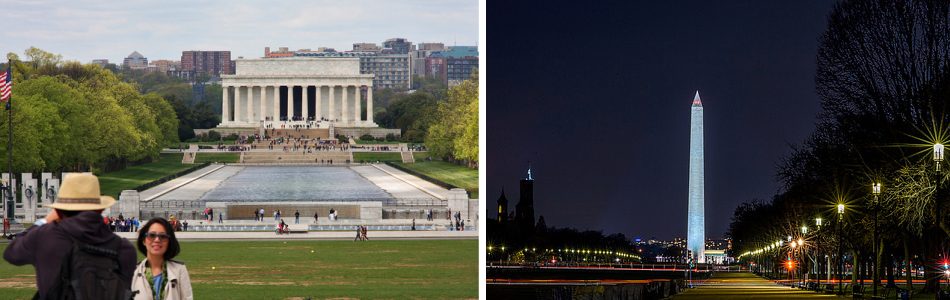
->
[[816, 217, 823, 288], [935, 143, 944, 172], [798, 237, 806, 287], [837, 204, 845, 294], [872, 182, 882, 296]]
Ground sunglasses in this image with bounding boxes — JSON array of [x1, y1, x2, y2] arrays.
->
[[146, 232, 170, 241]]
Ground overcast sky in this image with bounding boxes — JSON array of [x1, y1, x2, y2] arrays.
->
[[0, 0, 478, 63]]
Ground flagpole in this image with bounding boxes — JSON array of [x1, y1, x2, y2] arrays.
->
[[5, 60, 12, 222]]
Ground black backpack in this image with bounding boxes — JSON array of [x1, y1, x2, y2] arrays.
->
[[37, 235, 132, 300]]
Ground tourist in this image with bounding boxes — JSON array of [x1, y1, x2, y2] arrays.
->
[[219, 212, 223, 223], [411, 219, 416, 231], [354, 226, 361, 241], [3, 173, 137, 299], [313, 212, 318, 223], [361, 226, 369, 241], [182, 220, 188, 232], [259, 208, 265, 222], [132, 218, 193, 300], [253, 210, 259, 222]]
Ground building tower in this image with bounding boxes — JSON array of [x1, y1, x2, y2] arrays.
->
[[515, 165, 535, 230], [497, 188, 509, 222], [687, 91, 706, 263]]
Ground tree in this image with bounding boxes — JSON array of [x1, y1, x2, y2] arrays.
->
[[426, 70, 479, 167], [730, 0, 950, 292], [0, 48, 180, 172]]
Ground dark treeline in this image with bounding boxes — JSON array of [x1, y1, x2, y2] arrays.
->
[[728, 0, 950, 293], [487, 217, 640, 263]]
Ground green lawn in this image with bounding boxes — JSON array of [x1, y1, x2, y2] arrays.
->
[[413, 151, 432, 160], [0, 239, 477, 299], [353, 152, 403, 162], [193, 153, 241, 164], [98, 153, 193, 199], [395, 161, 479, 199]]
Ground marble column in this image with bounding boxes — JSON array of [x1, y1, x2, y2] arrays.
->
[[258, 86, 265, 122], [340, 85, 350, 123], [355, 85, 362, 123], [288, 85, 296, 121], [315, 85, 323, 121], [222, 86, 231, 123], [244, 86, 253, 123], [367, 86, 374, 124], [329, 85, 336, 121], [235, 86, 244, 124], [302, 85, 310, 122]]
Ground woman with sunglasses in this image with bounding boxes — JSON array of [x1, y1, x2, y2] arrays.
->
[[132, 218, 193, 300]]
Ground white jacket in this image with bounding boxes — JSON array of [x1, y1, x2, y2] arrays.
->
[[131, 259, 193, 300]]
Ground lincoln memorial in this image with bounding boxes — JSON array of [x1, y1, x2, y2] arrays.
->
[[217, 57, 378, 129]]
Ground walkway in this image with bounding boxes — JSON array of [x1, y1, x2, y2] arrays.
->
[[673, 272, 846, 299], [113, 230, 477, 241]]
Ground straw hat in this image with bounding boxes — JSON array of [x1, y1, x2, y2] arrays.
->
[[45, 173, 115, 211]]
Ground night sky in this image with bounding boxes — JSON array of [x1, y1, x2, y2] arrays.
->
[[488, 1, 836, 240]]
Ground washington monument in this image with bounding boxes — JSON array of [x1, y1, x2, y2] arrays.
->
[[687, 90, 705, 263]]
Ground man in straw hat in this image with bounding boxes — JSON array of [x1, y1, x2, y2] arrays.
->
[[3, 173, 136, 299]]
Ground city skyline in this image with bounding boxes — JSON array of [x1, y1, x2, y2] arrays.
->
[[0, 0, 478, 63]]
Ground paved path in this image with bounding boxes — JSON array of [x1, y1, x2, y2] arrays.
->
[[673, 273, 846, 299], [113, 230, 477, 241]]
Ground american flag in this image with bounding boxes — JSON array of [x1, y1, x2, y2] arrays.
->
[[0, 63, 10, 102]]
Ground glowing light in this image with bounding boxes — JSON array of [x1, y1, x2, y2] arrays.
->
[[837, 204, 845, 214], [798, 238, 804, 246], [935, 143, 945, 162], [872, 182, 882, 195]]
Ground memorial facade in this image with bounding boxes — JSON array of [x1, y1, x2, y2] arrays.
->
[[218, 58, 378, 128]]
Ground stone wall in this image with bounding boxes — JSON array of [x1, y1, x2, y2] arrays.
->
[[233, 58, 360, 76], [224, 202, 380, 221]]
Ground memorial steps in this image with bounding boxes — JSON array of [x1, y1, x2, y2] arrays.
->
[[400, 151, 415, 163], [267, 128, 331, 139]]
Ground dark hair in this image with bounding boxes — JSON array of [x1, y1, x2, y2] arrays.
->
[[136, 218, 181, 260]]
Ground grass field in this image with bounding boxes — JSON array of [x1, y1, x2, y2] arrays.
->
[[194, 153, 241, 164], [98, 153, 193, 199], [394, 161, 478, 199], [353, 152, 402, 162], [0, 239, 477, 299]]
